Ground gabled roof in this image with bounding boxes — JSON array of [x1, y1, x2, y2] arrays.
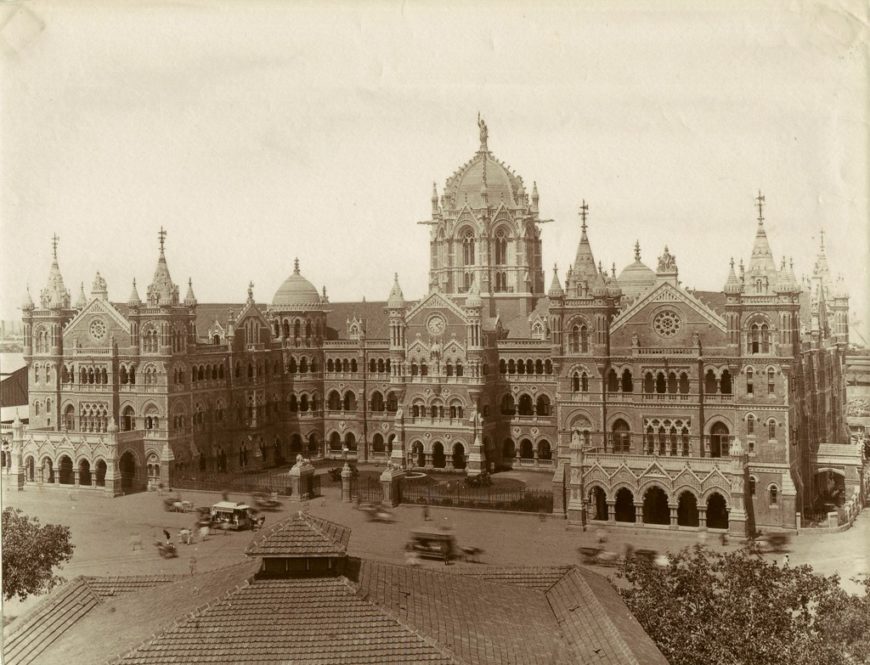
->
[[611, 281, 726, 334], [245, 512, 351, 557], [0, 366, 28, 408], [63, 296, 132, 339], [405, 291, 468, 325]]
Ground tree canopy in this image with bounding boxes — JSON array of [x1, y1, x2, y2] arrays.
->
[[2, 508, 75, 601], [618, 545, 870, 665]]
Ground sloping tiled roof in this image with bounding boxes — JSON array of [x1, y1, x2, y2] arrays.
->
[[693, 290, 727, 316], [356, 560, 576, 664], [116, 577, 454, 665], [325, 301, 395, 341], [0, 365, 28, 408], [81, 575, 179, 598], [245, 512, 351, 557], [26, 561, 260, 665], [547, 567, 669, 665], [456, 565, 573, 590]]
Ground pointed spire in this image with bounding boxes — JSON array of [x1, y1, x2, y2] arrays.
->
[[724, 257, 741, 294], [294, 257, 300, 275], [548, 264, 564, 298], [431, 182, 439, 214], [812, 228, 831, 287], [147, 227, 179, 306], [572, 200, 598, 284], [22, 284, 34, 310], [247, 280, 255, 304], [76, 282, 87, 309], [531, 181, 539, 211], [387, 273, 405, 309], [465, 273, 482, 308], [634, 240, 641, 262], [40, 234, 71, 309], [747, 191, 778, 282], [611, 262, 616, 278], [184, 278, 197, 306], [321, 285, 329, 304], [128, 278, 142, 306]]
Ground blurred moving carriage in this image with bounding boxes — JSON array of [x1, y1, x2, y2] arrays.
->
[[328, 465, 359, 482], [252, 491, 282, 511], [359, 502, 394, 523], [155, 541, 178, 558], [407, 527, 483, 563], [579, 545, 667, 568], [163, 497, 194, 513], [754, 532, 791, 553]]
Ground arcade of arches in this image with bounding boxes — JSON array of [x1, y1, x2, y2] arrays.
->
[[587, 485, 729, 530]]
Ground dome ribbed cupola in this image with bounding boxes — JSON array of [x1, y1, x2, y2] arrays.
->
[[617, 240, 656, 301], [271, 258, 322, 311]]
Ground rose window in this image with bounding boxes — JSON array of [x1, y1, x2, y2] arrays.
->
[[89, 319, 107, 341], [653, 310, 681, 338]]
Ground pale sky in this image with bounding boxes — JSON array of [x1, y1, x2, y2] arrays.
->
[[1, 1, 867, 341]]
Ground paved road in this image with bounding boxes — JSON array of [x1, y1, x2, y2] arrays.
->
[[2, 481, 867, 623]]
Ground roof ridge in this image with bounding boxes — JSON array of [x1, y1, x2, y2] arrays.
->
[[547, 567, 643, 665]]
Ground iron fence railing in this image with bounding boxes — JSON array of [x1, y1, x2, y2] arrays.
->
[[400, 479, 553, 513]]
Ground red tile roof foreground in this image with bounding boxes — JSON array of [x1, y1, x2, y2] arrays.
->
[[245, 512, 351, 557], [3, 519, 668, 665]]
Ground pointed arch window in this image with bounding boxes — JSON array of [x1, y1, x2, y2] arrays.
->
[[462, 230, 475, 266], [494, 229, 508, 265], [580, 326, 589, 353], [767, 367, 775, 395]]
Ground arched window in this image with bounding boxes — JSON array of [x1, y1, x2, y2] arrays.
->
[[289, 395, 298, 412], [420, 363, 428, 376], [350, 359, 358, 373], [462, 229, 475, 265], [761, 324, 770, 353], [704, 370, 717, 394], [612, 419, 630, 453], [767, 368, 775, 395], [371, 391, 384, 412], [494, 229, 508, 265], [749, 476, 757, 496], [570, 326, 580, 353], [501, 394, 516, 416], [581, 372, 589, 392], [386, 392, 398, 412], [710, 422, 730, 458], [545, 360, 553, 374], [621, 369, 633, 392], [769, 485, 778, 505], [720, 369, 732, 394], [343, 391, 357, 411], [327, 391, 341, 411], [517, 359, 525, 375], [580, 326, 588, 353], [747, 414, 755, 435], [456, 363, 463, 377], [667, 372, 677, 394], [517, 394, 533, 416], [679, 372, 690, 394], [607, 369, 618, 392], [499, 359, 507, 374], [535, 360, 544, 374], [377, 358, 385, 373], [327, 358, 334, 372], [445, 362, 453, 377], [411, 363, 419, 376], [63, 404, 75, 431], [508, 359, 516, 374], [656, 372, 666, 394], [644, 372, 654, 393], [768, 419, 776, 440], [746, 367, 754, 394], [536, 394, 551, 416], [750, 324, 760, 354], [571, 372, 580, 392], [299, 394, 309, 412]]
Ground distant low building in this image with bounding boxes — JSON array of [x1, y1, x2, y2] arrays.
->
[[9, 119, 856, 534]]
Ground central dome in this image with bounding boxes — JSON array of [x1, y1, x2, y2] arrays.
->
[[617, 242, 656, 301], [450, 154, 518, 208], [271, 259, 321, 309]]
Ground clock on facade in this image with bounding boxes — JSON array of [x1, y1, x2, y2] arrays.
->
[[427, 314, 446, 336], [89, 318, 107, 341]]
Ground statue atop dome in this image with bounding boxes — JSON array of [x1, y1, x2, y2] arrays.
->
[[477, 112, 488, 151]]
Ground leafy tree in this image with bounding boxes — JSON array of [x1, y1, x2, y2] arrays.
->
[[2, 508, 75, 601], [618, 545, 870, 665]]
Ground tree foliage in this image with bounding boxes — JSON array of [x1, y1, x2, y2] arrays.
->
[[2, 508, 75, 601], [618, 545, 870, 665]]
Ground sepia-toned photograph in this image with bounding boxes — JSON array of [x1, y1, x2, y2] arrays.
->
[[1, 1, 868, 663]]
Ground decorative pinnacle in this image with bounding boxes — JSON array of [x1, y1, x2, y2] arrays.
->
[[579, 200, 589, 233], [612, 262, 616, 278], [158, 226, 167, 253], [819, 228, 826, 252], [634, 240, 641, 262], [730, 257, 735, 269], [553, 263, 558, 275], [51, 233, 59, 261], [755, 190, 765, 224], [248, 281, 254, 299], [294, 257, 300, 274]]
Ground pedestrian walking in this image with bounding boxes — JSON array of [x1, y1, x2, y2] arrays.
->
[[163, 529, 171, 544], [423, 503, 431, 521], [198, 524, 210, 541], [783, 554, 790, 567], [189, 556, 197, 576]]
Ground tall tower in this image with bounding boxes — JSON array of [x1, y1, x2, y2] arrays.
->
[[422, 116, 546, 317], [23, 235, 75, 431]]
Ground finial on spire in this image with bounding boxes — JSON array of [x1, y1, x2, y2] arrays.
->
[[755, 190, 765, 225], [158, 226, 167, 253], [51, 233, 59, 261], [730, 257, 735, 269], [579, 200, 589, 233], [553, 263, 558, 275], [634, 240, 641, 262], [477, 112, 488, 151], [819, 228, 826, 252], [294, 257, 300, 274], [247, 281, 254, 301], [612, 262, 616, 278]]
